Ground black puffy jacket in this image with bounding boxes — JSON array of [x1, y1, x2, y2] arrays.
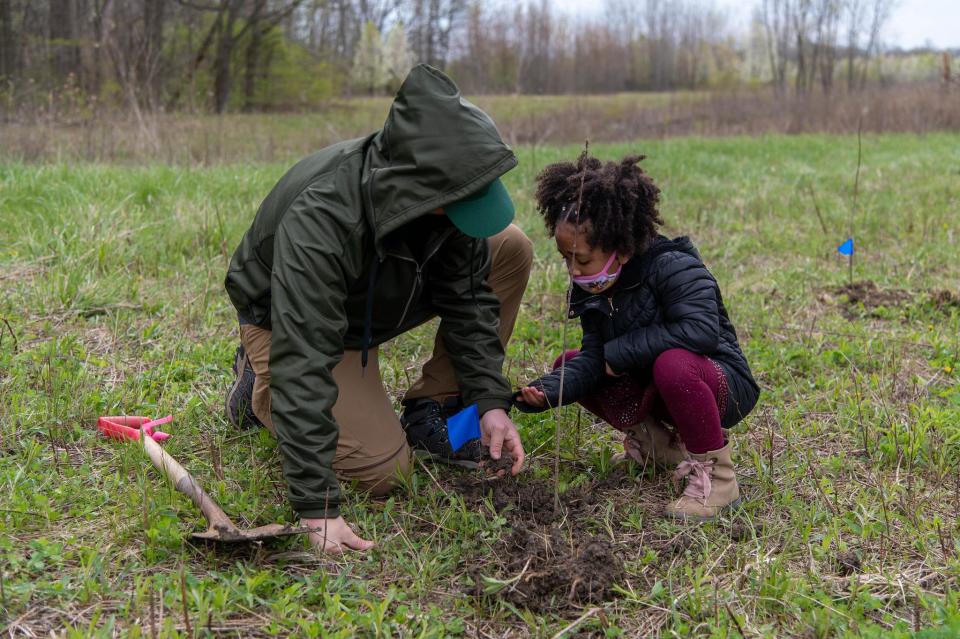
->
[[517, 235, 759, 428]]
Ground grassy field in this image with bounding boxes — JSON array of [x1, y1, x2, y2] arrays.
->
[[1, 133, 959, 637]]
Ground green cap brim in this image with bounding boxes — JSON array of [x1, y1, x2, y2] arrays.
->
[[445, 178, 515, 238]]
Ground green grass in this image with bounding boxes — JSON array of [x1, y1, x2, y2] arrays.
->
[[2, 133, 960, 637]]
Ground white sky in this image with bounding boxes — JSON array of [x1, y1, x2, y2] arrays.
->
[[552, 0, 960, 50]]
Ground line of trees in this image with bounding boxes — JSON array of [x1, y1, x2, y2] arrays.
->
[[0, 0, 909, 115], [755, 0, 894, 94]]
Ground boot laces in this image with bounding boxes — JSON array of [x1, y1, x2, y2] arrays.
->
[[404, 400, 449, 440], [419, 401, 446, 437], [673, 458, 715, 503]]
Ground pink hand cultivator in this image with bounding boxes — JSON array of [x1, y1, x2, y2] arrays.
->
[[97, 416, 310, 544]]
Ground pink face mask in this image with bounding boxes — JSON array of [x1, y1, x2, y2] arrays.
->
[[572, 252, 622, 293]]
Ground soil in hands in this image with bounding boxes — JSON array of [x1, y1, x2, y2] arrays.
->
[[455, 453, 630, 612]]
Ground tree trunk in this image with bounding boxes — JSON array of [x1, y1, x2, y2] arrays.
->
[[0, 0, 15, 82], [760, 0, 784, 94], [426, 0, 437, 66], [165, 9, 221, 112], [212, 0, 241, 114], [794, 29, 806, 94], [858, 0, 889, 90], [845, 0, 861, 91], [143, 0, 166, 109], [90, 0, 113, 96], [820, 46, 835, 93], [243, 0, 266, 112], [50, 0, 80, 80]]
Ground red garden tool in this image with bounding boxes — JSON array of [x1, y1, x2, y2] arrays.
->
[[97, 416, 310, 543]]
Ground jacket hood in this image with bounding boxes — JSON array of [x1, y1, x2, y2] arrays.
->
[[361, 64, 518, 249]]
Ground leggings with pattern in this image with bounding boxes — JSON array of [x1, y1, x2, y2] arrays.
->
[[552, 347, 727, 455]]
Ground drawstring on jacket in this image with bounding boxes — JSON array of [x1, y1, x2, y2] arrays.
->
[[361, 229, 477, 375], [469, 238, 479, 308], [361, 255, 380, 375]]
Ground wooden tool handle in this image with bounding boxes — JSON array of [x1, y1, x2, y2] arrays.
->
[[141, 435, 234, 529]]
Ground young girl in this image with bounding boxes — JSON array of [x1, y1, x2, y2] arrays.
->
[[514, 154, 760, 521]]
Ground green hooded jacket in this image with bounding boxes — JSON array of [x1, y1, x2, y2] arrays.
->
[[224, 65, 518, 518]]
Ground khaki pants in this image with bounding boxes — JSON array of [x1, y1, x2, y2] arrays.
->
[[241, 224, 533, 495]]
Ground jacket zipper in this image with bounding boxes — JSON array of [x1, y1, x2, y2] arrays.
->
[[392, 254, 420, 330], [386, 227, 456, 330]]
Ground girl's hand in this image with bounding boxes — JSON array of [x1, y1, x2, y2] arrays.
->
[[605, 362, 623, 377], [518, 386, 547, 408]]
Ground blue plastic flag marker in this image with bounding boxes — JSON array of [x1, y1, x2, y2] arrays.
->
[[838, 238, 854, 256], [447, 404, 481, 453]]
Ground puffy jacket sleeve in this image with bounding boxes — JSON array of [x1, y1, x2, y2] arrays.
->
[[603, 252, 720, 374], [269, 193, 365, 519], [426, 235, 512, 416], [513, 313, 606, 413]]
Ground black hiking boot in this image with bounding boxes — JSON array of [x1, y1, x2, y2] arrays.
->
[[401, 397, 482, 469], [225, 345, 263, 429]]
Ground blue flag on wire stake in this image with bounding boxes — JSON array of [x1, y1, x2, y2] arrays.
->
[[447, 404, 481, 453], [838, 238, 854, 256]]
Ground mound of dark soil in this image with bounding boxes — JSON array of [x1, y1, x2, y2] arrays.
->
[[930, 289, 960, 310], [835, 550, 862, 576], [456, 455, 631, 612], [455, 471, 583, 526], [826, 281, 959, 319], [496, 526, 623, 610], [832, 280, 913, 310], [460, 455, 635, 525]]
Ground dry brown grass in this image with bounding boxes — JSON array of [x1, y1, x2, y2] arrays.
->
[[1, 83, 957, 164]]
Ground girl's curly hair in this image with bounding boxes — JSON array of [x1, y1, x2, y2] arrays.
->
[[535, 154, 663, 255]]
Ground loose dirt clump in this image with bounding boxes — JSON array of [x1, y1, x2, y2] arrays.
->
[[455, 454, 629, 612], [729, 521, 764, 542], [835, 550, 862, 576], [456, 466, 586, 526], [929, 289, 960, 310], [480, 452, 517, 479], [831, 280, 913, 311], [495, 527, 623, 610], [825, 281, 960, 319]]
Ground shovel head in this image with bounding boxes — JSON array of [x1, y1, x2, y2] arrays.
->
[[192, 522, 312, 543]]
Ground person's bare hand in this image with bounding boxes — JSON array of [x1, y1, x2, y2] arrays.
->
[[480, 408, 525, 475], [605, 362, 623, 377], [302, 516, 375, 554], [518, 385, 547, 408]]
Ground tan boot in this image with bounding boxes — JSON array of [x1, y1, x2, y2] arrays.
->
[[612, 419, 688, 471], [663, 442, 740, 521]]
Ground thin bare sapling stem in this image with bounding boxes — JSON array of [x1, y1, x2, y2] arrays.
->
[[553, 140, 590, 511], [848, 116, 863, 285]]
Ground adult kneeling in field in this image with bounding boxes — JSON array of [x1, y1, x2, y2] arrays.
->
[[223, 65, 530, 553]]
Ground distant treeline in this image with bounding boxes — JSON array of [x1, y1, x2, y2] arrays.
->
[[0, 0, 953, 116]]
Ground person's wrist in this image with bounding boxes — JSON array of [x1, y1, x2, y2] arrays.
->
[[293, 501, 340, 519], [477, 396, 512, 416]]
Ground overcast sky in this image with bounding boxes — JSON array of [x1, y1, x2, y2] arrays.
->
[[552, 0, 960, 50]]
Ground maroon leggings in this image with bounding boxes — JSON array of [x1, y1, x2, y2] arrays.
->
[[552, 348, 727, 454]]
